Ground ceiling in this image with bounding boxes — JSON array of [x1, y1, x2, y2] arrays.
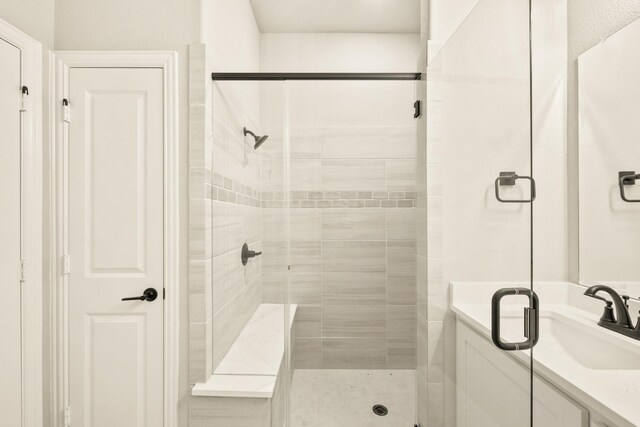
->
[[249, 0, 421, 33]]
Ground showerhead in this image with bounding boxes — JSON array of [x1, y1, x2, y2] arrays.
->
[[243, 127, 269, 150], [254, 134, 269, 149]]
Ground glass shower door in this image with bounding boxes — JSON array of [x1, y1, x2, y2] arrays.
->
[[284, 78, 419, 427], [425, 0, 535, 426]]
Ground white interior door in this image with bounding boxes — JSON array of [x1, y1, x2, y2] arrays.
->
[[0, 36, 23, 427], [67, 67, 164, 427]]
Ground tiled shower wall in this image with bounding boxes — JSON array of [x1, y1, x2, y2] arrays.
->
[[262, 82, 418, 369], [189, 41, 263, 384], [189, 44, 214, 383], [209, 79, 263, 371]]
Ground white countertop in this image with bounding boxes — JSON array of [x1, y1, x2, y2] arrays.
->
[[451, 282, 640, 427]]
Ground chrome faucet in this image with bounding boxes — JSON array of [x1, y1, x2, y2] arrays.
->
[[584, 285, 640, 341]]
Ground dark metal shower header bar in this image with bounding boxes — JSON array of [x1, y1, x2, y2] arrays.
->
[[211, 72, 422, 81]]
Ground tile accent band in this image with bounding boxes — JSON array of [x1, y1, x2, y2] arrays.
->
[[208, 173, 416, 209]]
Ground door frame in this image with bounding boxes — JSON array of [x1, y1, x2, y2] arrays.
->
[[0, 17, 43, 427], [51, 51, 180, 427]]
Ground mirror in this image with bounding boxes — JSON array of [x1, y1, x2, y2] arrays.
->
[[578, 17, 640, 298]]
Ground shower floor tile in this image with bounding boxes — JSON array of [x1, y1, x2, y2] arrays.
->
[[290, 369, 416, 427]]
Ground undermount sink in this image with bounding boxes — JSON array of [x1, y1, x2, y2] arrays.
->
[[450, 282, 640, 426], [499, 311, 640, 371]]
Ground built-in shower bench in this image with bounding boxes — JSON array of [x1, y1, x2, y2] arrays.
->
[[191, 303, 297, 427]]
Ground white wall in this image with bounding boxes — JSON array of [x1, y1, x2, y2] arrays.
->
[[436, 0, 567, 287], [54, 0, 199, 51], [261, 33, 419, 72], [0, 0, 54, 46], [429, 0, 480, 46], [202, 0, 260, 72]]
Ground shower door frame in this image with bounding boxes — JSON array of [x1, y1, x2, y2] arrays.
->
[[212, 72, 422, 81]]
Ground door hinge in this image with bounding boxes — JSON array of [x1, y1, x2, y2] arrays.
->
[[64, 406, 71, 427], [20, 86, 29, 111], [413, 100, 421, 119], [63, 98, 71, 122], [20, 260, 26, 283], [62, 254, 71, 275]]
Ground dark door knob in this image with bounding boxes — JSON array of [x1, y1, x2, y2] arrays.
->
[[122, 288, 158, 302]]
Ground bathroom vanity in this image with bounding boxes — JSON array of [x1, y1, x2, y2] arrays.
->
[[451, 282, 640, 427]]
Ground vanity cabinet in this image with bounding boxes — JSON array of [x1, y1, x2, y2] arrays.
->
[[456, 321, 589, 427]]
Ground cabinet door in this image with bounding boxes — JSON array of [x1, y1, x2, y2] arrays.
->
[[457, 321, 588, 427], [533, 373, 588, 426]]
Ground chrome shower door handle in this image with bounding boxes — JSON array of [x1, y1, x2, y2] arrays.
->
[[491, 288, 539, 351], [494, 172, 536, 203], [618, 171, 640, 203]]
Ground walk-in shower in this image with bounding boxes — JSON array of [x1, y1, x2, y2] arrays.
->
[[201, 71, 421, 427]]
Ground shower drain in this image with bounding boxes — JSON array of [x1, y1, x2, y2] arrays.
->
[[372, 404, 388, 416]]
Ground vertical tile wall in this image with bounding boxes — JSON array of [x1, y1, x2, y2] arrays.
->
[[189, 44, 264, 384], [209, 78, 264, 371], [259, 82, 288, 313], [189, 44, 214, 383], [261, 82, 418, 370]]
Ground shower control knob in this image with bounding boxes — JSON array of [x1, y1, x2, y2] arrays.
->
[[241, 243, 262, 266]]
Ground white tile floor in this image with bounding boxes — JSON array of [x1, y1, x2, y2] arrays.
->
[[290, 369, 416, 427]]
